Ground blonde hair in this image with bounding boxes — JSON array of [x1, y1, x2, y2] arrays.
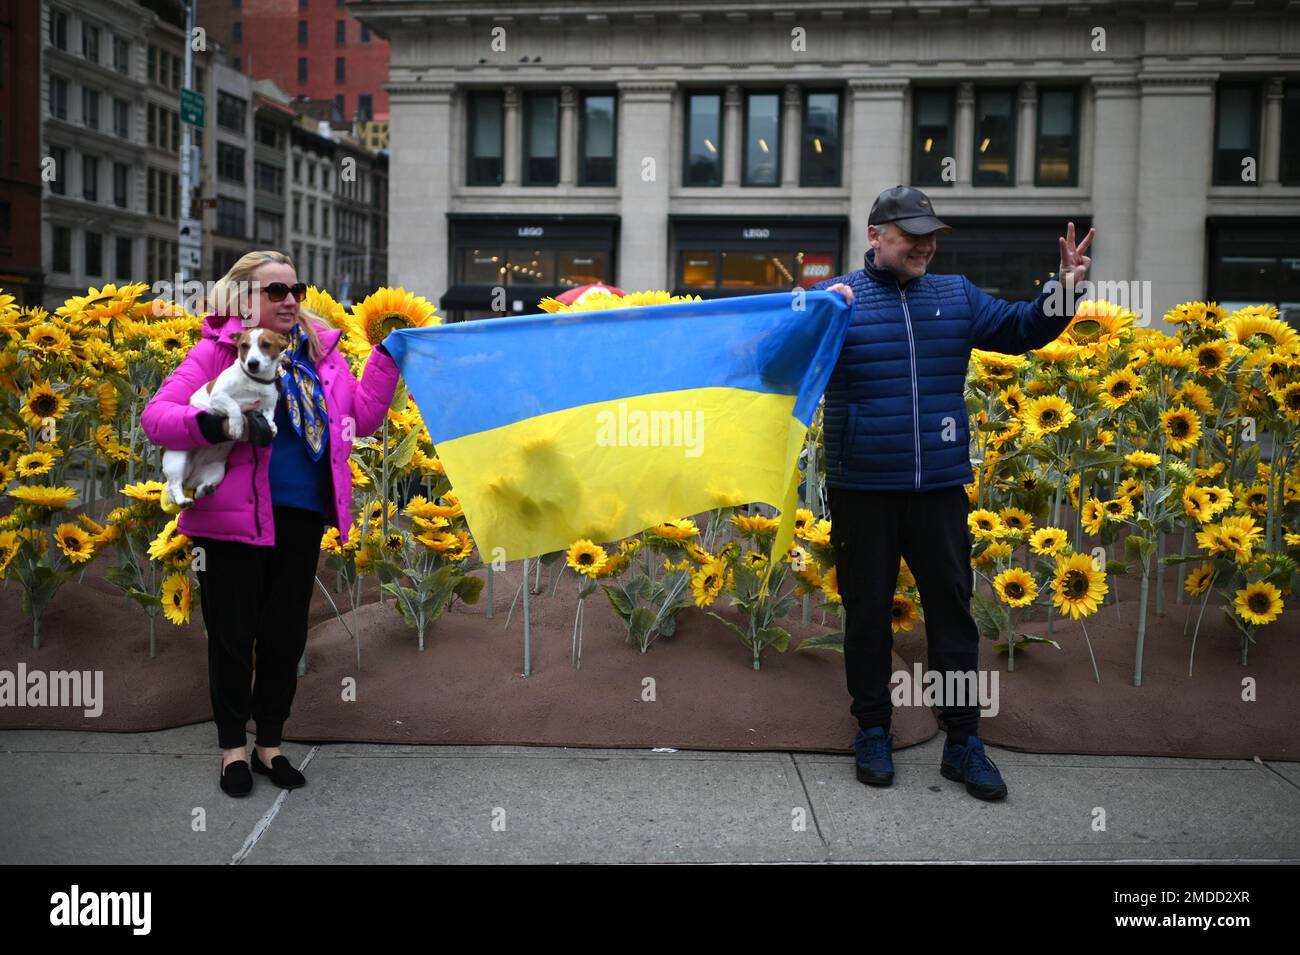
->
[[208, 250, 328, 362]]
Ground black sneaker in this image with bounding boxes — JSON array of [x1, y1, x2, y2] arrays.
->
[[853, 726, 895, 786], [940, 735, 1008, 800]]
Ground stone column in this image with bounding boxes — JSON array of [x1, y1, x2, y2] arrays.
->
[[782, 83, 801, 188], [1262, 77, 1284, 187], [1016, 81, 1037, 187], [955, 81, 975, 186], [386, 82, 454, 297], [503, 85, 520, 186], [1133, 73, 1216, 323], [1090, 78, 1141, 301], [618, 83, 674, 289], [723, 84, 741, 186], [560, 85, 577, 186], [847, 79, 909, 269]]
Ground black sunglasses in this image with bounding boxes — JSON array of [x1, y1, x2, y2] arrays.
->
[[263, 282, 307, 302]]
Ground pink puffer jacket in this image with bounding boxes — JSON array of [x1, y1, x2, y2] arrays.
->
[[140, 313, 401, 547]]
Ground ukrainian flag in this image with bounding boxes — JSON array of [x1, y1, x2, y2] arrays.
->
[[382, 290, 850, 578]]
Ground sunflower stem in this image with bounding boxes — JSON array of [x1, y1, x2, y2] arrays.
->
[[1080, 618, 1101, 684], [1188, 569, 1216, 677], [485, 563, 495, 619], [522, 557, 532, 676], [1134, 555, 1151, 687]]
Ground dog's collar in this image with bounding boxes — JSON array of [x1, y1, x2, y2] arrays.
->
[[240, 364, 279, 386]]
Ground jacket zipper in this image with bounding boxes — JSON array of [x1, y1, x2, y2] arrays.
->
[[251, 444, 263, 539], [899, 286, 922, 490]]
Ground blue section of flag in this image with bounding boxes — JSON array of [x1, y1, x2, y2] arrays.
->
[[383, 291, 850, 443]]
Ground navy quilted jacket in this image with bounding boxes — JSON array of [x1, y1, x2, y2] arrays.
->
[[812, 248, 1081, 492]]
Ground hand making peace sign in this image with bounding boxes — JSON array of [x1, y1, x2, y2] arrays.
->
[[1058, 221, 1096, 285]]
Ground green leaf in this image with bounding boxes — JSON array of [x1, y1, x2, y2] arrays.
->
[[759, 626, 791, 652], [658, 613, 677, 638], [971, 591, 1008, 641], [1104, 560, 1129, 576], [705, 611, 750, 647], [628, 606, 656, 641], [601, 584, 633, 622], [126, 588, 162, 608], [1124, 535, 1156, 562], [452, 574, 484, 605], [797, 632, 845, 653], [389, 379, 409, 412], [387, 428, 421, 471]]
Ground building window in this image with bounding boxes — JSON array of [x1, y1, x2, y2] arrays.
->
[[85, 231, 102, 277], [523, 92, 559, 185], [256, 119, 280, 148], [255, 161, 284, 195], [113, 36, 129, 74], [171, 110, 180, 151], [82, 155, 98, 201], [332, 94, 344, 122], [801, 90, 841, 187], [1283, 80, 1300, 186], [1036, 88, 1079, 187], [113, 162, 129, 208], [336, 19, 346, 46], [50, 10, 68, 50], [49, 146, 67, 195], [256, 210, 283, 245], [912, 88, 955, 187], [52, 225, 71, 272], [298, 20, 308, 47], [358, 94, 373, 121], [292, 195, 301, 229], [217, 196, 246, 237], [974, 88, 1016, 186], [113, 98, 130, 138], [147, 45, 156, 83], [684, 93, 722, 187], [232, 20, 242, 43], [233, 55, 241, 71], [1214, 82, 1261, 186], [82, 24, 99, 64], [466, 91, 504, 186], [217, 142, 246, 182], [360, 24, 371, 44], [115, 236, 132, 280], [308, 161, 316, 188], [218, 91, 246, 131], [322, 205, 329, 237], [147, 103, 156, 144], [307, 198, 316, 234], [335, 57, 346, 84], [50, 76, 68, 120], [579, 93, 616, 186], [298, 57, 308, 83], [83, 88, 100, 130], [742, 92, 781, 186]]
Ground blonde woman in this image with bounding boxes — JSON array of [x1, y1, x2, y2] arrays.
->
[[141, 251, 403, 796]]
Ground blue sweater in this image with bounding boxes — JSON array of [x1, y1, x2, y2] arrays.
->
[[812, 249, 1083, 492], [269, 374, 331, 515]]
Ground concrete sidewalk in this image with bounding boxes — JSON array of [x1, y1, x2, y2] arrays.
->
[[2, 725, 1298, 864]]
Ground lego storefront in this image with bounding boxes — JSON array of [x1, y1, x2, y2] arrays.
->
[[670, 216, 847, 298], [440, 214, 619, 321]]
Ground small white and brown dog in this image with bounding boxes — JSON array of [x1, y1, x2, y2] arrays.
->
[[161, 328, 290, 508]]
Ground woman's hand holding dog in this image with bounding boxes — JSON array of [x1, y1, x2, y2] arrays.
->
[[222, 400, 262, 440]]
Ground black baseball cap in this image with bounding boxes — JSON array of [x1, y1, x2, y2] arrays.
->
[[868, 185, 951, 235]]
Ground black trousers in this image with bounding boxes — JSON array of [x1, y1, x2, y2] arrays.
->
[[828, 484, 981, 739], [191, 507, 324, 749]]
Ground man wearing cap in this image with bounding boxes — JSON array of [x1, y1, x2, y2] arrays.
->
[[815, 185, 1094, 801]]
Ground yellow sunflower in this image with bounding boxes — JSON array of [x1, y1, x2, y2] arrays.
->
[[24, 322, 73, 356], [998, 507, 1034, 536], [650, 518, 699, 541], [1051, 552, 1108, 620], [891, 593, 920, 632], [1101, 496, 1134, 522], [820, 566, 841, 604], [121, 480, 165, 503], [1022, 395, 1076, 437], [1184, 562, 1216, 597], [56, 282, 150, 326], [0, 531, 21, 579], [8, 484, 77, 509], [998, 385, 1028, 417], [1182, 485, 1213, 523], [1196, 515, 1262, 564], [971, 350, 1026, 381], [54, 522, 96, 563], [1225, 308, 1298, 352], [15, 451, 56, 478], [1233, 581, 1284, 627], [1236, 483, 1270, 516], [689, 559, 727, 608], [20, 382, 68, 427], [347, 287, 440, 351], [1053, 300, 1134, 359], [1272, 382, 1300, 424], [897, 558, 916, 590], [1029, 527, 1068, 555], [994, 567, 1038, 607], [967, 509, 1005, 541], [147, 517, 189, 560], [731, 512, 780, 536], [161, 572, 193, 625], [320, 527, 342, 554], [565, 539, 608, 577], [1192, 342, 1229, 379], [1124, 450, 1160, 472], [1081, 498, 1105, 535], [1160, 406, 1202, 453]]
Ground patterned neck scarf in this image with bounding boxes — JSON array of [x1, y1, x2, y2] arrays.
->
[[278, 322, 330, 461]]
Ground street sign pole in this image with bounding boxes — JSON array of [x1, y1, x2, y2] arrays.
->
[[178, 0, 201, 286]]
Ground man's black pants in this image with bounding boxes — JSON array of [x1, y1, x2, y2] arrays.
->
[[828, 484, 981, 740], [191, 506, 324, 750]]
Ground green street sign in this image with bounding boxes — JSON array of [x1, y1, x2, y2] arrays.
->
[[180, 88, 205, 128]]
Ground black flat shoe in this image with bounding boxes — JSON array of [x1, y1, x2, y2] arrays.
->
[[220, 759, 252, 798], [251, 751, 306, 790]]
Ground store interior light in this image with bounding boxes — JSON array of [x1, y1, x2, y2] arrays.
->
[[924, 138, 933, 153], [704, 138, 716, 153], [758, 138, 769, 153], [980, 137, 990, 153], [813, 138, 822, 153]]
